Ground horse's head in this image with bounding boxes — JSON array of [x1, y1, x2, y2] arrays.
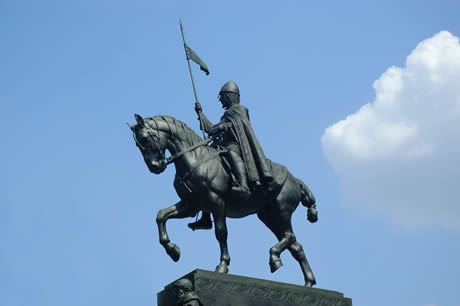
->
[[128, 114, 167, 174]]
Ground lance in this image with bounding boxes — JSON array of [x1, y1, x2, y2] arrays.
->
[[179, 19, 207, 139]]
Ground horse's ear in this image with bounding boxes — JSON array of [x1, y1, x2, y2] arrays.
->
[[134, 114, 145, 126], [126, 122, 134, 131]]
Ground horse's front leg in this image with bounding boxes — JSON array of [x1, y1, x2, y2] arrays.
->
[[156, 200, 195, 262], [212, 198, 230, 273]]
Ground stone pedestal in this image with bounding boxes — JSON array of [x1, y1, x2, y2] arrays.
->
[[157, 269, 352, 306]]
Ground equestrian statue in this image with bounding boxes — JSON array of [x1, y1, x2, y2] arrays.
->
[[128, 80, 319, 287]]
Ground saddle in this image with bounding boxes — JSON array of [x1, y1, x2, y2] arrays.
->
[[220, 153, 289, 197], [174, 146, 288, 199]]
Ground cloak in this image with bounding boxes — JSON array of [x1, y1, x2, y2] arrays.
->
[[221, 104, 273, 184]]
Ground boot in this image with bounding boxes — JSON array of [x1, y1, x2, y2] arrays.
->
[[188, 212, 212, 231], [226, 150, 251, 200], [232, 171, 251, 200]]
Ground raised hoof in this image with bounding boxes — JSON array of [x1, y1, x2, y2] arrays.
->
[[307, 208, 318, 223], [215, 264, 229, 274], [166, 243, 180, 262], [270, 259, 283, 273]]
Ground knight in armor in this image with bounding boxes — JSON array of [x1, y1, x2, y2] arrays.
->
[[188, 80, 274, 230]]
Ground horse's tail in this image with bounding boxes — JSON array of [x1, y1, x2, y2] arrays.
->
[[297, 178, 316, 208]]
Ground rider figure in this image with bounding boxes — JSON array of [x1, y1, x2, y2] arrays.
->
[[188, 80, 274, 230]]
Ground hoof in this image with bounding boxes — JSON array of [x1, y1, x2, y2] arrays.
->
[[307, 208, 318, 223], [215, 264, 229, 274], [166, 243, 180, 262], [305, 280, 315, 288], [270, 259, 283, 273]]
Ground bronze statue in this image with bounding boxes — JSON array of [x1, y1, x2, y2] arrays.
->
[[128, 82, 319, 287]]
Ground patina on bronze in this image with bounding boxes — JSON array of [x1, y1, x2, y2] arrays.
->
[[128, 82, 318, 287]]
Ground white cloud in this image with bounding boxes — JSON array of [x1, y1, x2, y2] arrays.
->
[[322, 31, 460, 229]]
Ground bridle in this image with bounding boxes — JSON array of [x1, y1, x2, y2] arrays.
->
[[132, 120, 166, 163]]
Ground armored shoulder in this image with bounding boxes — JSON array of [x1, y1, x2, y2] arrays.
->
[[224, 104, 248, 120]]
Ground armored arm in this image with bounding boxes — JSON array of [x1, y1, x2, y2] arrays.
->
[[195, 103, 214, 134], [194, 104, 233, 136], [209, 121, 232, 136]]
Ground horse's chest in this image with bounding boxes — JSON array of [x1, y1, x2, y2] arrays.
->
[[174, 175, 193, 199]]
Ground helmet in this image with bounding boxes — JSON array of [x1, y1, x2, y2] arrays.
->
[[219, 80, 240, 96]]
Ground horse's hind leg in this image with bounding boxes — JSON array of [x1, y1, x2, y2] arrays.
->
[[288, 241, 316, 287], [156, 200, 195, 262], [257, 208, 296, 273], [212, 197, 230, 274]]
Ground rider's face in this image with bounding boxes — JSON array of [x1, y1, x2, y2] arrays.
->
[[219, 92, 231, 109]]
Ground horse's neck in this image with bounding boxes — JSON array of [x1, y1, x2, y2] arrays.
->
[[167, 134, 210, 175], [165, 132, 195, 156], [152, 118, 195, 151], [149, 116, 211, 174], [161, 127, 204, 172]]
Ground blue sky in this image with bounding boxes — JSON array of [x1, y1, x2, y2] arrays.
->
[[2, 1, 460, 306]]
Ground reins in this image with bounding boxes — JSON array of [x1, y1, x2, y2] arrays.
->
[[165, 137, 212, 165]]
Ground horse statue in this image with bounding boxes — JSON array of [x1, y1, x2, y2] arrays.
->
[[128, 114, 319, 287]]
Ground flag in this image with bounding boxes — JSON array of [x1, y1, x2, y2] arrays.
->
[[185, 44, 209, 75]]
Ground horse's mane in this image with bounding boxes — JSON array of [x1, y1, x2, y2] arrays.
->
[[146, 115, 203, 145]]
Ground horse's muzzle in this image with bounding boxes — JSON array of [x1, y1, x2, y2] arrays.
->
[[147, 160, 166, 174]]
